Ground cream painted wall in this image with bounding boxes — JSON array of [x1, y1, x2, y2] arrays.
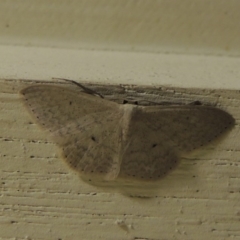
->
[[1, 0, 240, 56], [0, 0, 240, 89]]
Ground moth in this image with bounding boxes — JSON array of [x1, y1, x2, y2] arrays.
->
[[20, 80, 235, 185]]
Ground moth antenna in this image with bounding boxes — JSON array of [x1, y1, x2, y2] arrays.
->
[[52, 78, 104, 98]]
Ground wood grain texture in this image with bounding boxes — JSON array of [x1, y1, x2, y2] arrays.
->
[[0, 79, 240, 240]]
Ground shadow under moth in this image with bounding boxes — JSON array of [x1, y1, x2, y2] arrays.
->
[[20, 80, 235, 194]]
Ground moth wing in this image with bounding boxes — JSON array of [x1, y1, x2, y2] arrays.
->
[[21, 85, 123, 180], [56, 111, 123, 180], [20, 85, 118, 132], [119, 105, 234, 180]]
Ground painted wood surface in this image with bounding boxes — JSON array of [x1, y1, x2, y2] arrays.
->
[[0, 79, 239, 240]]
